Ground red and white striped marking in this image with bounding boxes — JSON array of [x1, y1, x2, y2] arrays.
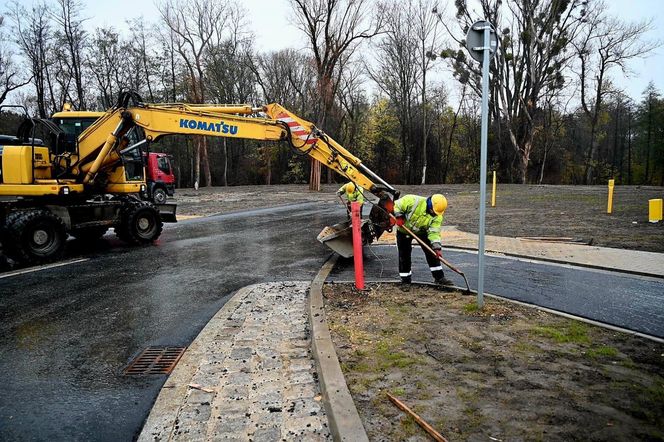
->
[[276, 112, 317, 145]]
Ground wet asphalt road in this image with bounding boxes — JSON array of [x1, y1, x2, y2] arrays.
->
[[2, 204, 663, 441], [0, 202, 341, 442], [330, 246, 664, 338]]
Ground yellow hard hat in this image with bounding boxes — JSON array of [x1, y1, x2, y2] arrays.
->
[[345, 182, 356, 194], [430, 194, 447, 215]]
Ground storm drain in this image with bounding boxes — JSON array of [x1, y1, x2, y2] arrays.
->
[[123, 346, 187, 375]]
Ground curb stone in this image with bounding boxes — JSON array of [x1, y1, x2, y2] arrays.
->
[[309, 255, 369, 442]]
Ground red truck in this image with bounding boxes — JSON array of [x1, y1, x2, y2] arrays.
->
[[144, 152, 175, 204], [52, 109, 176, 204]]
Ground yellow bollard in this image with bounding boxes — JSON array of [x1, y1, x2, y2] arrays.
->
[[607, 179, 614, 214], [650, 199, 663, 223], [491, 171, 497, 207]]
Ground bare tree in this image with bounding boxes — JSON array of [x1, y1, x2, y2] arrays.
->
[[0, 14, 30, 106], [438, 0, 585, 183], [158, 0, 229, 188], [573, 2, 657, 183], [368, 0, 418, 182], [290, 0, 383, 190], [7, 1, 56, 116], [414, 0, 442, 184], [51, 0, 87, 109]]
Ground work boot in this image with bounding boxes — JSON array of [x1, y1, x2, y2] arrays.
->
[[434, 276, 454, 287], [400, 276, 411, 292]]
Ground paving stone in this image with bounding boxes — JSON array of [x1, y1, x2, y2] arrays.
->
[[140, 282, 330, 441]]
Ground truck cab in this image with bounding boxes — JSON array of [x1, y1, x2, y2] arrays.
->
[[145, 152, 175, 204]]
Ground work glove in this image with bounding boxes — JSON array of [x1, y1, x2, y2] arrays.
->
[[434, 248, 443, 259], [395, 216, 405, 227]]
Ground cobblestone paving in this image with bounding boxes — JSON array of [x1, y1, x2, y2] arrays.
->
[[139, 282, 330, 441]]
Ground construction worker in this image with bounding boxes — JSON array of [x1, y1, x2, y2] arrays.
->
[[392, 194, 452, 286], [336, 182, 364, 217]]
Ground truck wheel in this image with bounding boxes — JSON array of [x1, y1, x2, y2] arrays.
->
[[70, 226, 109, 241], [152, 187, 167, 204], [2, 209, 67, 264], [115, 201, 163, 244]]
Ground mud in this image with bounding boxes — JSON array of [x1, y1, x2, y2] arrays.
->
[[324, 282, 664, 441], [174, 184, 664, 252]]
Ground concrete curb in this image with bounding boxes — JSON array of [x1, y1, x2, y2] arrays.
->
[[309, 255, 369, 442], [137, 284, 257, 441]]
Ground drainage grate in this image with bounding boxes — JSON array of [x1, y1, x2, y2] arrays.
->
[[123, 346, 187, 375]]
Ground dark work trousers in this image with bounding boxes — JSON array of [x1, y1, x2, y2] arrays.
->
[[396, 229, 444, 282]]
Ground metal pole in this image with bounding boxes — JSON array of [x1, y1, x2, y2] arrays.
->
[[477, 25, 491, 309]]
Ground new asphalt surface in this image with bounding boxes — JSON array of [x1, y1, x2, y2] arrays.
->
[[330, 246, 664, 338], [0, 202, 340, 442]]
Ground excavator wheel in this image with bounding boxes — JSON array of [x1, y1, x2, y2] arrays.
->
[[70, 226, 109, 241], [2, 209, 67, 265], [115, 200, 163, 245]]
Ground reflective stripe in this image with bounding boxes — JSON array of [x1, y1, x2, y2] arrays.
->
[[404, 196, 424, 223], [399, 272, 412, 277], [429, 266, 443, 271]]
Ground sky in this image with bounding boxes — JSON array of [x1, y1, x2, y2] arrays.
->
[[5, 0, 664, 103]]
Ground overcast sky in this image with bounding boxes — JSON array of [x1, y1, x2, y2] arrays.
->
[[11, 0, 664, 103]]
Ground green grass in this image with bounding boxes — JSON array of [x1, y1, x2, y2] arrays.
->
[[375, 340, 419, 369], [463, 302, 480, 314], [587, 345, 619, 358], [532, 322, 591, 344]]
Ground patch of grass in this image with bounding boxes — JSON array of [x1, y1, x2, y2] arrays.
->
[[532, 321, 590, 345], [375, 340, 419, 369], [464, 302, 480, 314], [513, 341, 541, 354], [391, 387, 406, 396], [398, 415, 419, 438], [587, 345, 619, 358]]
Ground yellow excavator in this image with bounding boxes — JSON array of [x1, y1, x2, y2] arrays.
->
[[0, 91, 397, 264]]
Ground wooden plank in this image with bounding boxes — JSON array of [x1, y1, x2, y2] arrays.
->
[[386, 392, 448, 442]]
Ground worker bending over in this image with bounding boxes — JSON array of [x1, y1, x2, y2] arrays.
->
[[337, 182, 365, 217], [392, 194, 452, 286]]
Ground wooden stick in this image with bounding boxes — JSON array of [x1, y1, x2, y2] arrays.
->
[[386, 392, 448, 442]]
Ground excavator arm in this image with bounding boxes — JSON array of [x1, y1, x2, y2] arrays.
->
[[115, 102, 397, 199]]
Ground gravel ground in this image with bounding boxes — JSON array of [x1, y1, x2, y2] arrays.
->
[[324, 282, 664, 442]]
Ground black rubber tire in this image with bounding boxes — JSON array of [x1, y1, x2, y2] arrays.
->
[[2, 209, 67, 265], [70, 226, 109, 241], [152, 187, 167, 205], [115, 200, 163, 244]]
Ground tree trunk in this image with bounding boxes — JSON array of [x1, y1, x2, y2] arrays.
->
[[645, 96, 652, 184], [223, 138, 228, 186], [309, 158, 321, 191], [201, 137, 212, 186], [627, 112, 632, 185], [194, 138, 201, 190], [539, 147, 548, 184]]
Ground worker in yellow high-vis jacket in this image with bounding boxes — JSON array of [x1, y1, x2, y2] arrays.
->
[[392, 193, 452, 286], [336, 182, 364, 218]]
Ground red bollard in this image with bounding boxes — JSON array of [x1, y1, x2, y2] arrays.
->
[[351, 201, 365, 290]]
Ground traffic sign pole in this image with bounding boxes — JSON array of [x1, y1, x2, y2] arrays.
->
[[466, 20, 496, 309]]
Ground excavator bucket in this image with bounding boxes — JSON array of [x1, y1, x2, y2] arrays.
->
[[317, 220, 373, 258]]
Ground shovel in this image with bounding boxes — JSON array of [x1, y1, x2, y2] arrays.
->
[[391, 215, 472, 293]]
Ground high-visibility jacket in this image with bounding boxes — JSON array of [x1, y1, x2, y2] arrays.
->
[[393, 194, 443, 249], [337, 184, 364, 203]]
